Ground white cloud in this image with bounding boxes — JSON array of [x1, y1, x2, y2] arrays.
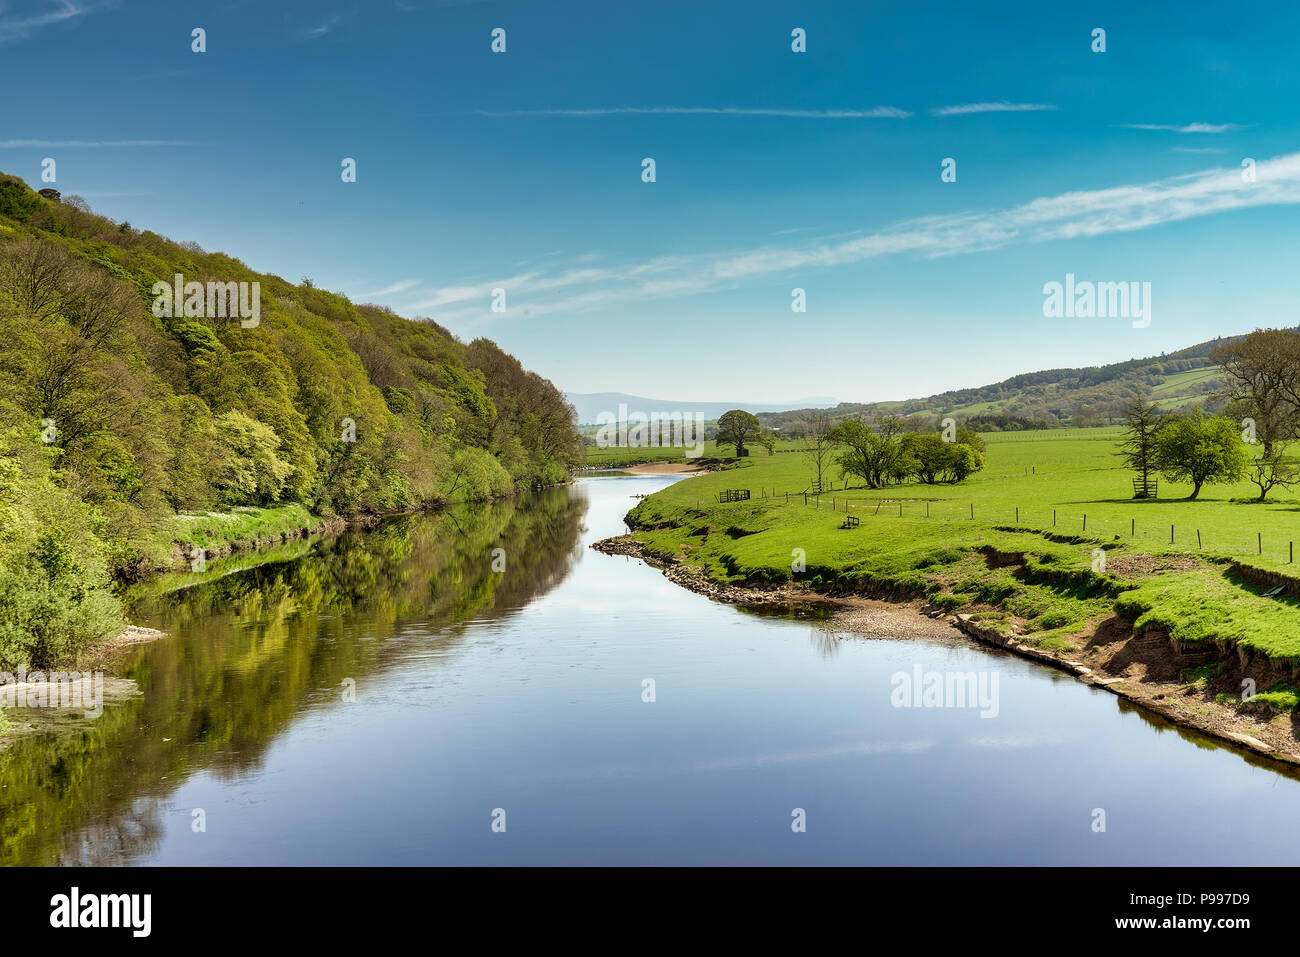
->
[[1117, 122, 1244, 134], [300, 12, 353, 40], [0, 0, 93, 44], [363, 279, 420, 298], [409, 152, 1300, 325], [930, 102, 1059, 116]]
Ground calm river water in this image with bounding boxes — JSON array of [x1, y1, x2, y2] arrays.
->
[[3, 474, 1299, 865]]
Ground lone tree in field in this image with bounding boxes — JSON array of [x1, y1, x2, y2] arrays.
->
[[803, 409, 836, 488], [1117, 393, 1166, 497], [715, 409, 762, 457], [1154, 409, 1248, 500]]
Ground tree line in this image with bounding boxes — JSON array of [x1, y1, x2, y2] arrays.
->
[[0, 173, 582, 668], [1117, 328, 1300, 502], [714, 408, 985, 490]]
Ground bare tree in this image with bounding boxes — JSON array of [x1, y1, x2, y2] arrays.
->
[[1248, 445, 1298, 502], [0, 243, 137, 447], [0, 240, 79, 322], [803, 409, 836, 488]]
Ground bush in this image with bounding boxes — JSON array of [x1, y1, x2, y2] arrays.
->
[[213, 410, 295, 505], [0, 433, 123, 668], [439, 447, 513, 502]]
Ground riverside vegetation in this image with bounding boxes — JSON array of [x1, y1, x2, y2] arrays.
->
[[0, 173, 581, 671], [610, 412, 1300, 760]]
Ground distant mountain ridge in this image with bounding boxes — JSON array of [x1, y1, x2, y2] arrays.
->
[[565, 392, 837, 425]]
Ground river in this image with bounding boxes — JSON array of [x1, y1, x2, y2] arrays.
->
[[3, 473, 1299, 865]]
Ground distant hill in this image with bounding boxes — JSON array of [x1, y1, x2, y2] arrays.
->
[[565, 391, 837, 425], [755, 334, 1267, 432]]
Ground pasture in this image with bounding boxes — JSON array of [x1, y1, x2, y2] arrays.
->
[[626, 426, 1300, 663]]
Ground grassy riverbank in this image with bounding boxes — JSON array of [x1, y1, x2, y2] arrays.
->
[[612, 426, 1300, 757]]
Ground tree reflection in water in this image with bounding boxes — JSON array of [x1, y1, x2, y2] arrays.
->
[[0, 487, 585, 865]]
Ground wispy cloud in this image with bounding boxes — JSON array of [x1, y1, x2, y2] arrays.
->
[[1172, 146, 1227, 154], [1117, 122, 1244, 134], [930, 102, 1059, 116], [0, 139, 192, 148], [363, 279, 420, 298], [532, 739, 937, 783], [474, 106, 912, 119], [399, 152, 1300, 326], [0, 0, 94, 44], [300, 12, 352, 39]]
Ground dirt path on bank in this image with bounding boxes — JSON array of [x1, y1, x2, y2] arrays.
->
[[621, 462, 704, 475]]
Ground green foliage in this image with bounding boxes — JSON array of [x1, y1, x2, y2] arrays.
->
[[440, 447, 514, 502], [715, 409, 762, 456], [1117, 392, 1167, 493], [0, 175, 40, 224], [0, 171, 581, 664], [1155, 409, 1248, 499], [832, 418, 983, 487], [1252, 683, 1300, 712], [0, 429, 123, 668], [620, 424, 1300, 665], [213, 410, 295, 505]]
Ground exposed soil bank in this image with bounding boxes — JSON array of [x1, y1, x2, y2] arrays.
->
[[593, 533, 1300, 769]]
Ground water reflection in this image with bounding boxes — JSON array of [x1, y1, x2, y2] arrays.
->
[[0, 488, 584, 865], [7, 476, 1300, 866]]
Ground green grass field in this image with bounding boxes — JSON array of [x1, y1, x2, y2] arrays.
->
[[624, 426, 1300, 665]]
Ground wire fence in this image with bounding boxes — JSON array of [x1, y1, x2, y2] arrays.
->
[[706, 484, 1300, 567]]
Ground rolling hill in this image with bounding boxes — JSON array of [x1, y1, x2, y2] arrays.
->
[[565, 391, 837, 425], [756, 335, 1252, 432]]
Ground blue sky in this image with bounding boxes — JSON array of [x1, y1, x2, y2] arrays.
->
[[2, 0, 1298, 404]]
